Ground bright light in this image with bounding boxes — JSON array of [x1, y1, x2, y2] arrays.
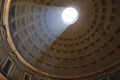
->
[[62, 7, 79, 25]]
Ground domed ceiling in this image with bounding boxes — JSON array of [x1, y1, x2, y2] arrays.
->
[[7, 0, 120, 79]]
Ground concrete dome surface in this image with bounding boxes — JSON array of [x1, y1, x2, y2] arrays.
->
[[0, 0, 120, 80]]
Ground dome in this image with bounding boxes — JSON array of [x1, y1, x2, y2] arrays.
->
[[0, 0, 120, 80]]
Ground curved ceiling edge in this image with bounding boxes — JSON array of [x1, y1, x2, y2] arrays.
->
[[3, 0, 120, 79]]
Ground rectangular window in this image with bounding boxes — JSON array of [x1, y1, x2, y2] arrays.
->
[[24, 73, 31, 80], [2, 59, 12, 74]]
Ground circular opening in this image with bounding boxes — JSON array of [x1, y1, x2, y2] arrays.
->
[[62, 7, 79, 25]]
